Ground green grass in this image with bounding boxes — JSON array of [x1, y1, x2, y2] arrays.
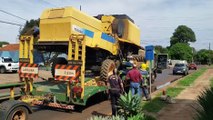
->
[[178, 68, 207, 86], [166, 87, 184, 97], [142, 87, 184, 113], [210, 78, 213, 87], [142, 97, 166, 113], [142, 67, 207, 113]]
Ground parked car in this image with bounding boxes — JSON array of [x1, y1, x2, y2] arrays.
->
[[188, 63, 197, 70], [0, 57, 19, 73], [173, 63, 189, 75]]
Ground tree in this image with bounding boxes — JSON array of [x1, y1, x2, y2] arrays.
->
[[0, 41, 9, 47], [194, 49, 213, 64], [154, 45, 168, 54], [169, 43, 193, 62], [170, 25, 196, 46], [20, 19, 39, 36]]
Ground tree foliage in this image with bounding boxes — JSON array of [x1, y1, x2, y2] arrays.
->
[[194, 49, 213, 64], [0, 41, 9, 47], [170, 25, 196, 46], [154, 45, 168, 54], [169, 43, 193, 62], [20, 19, 39, 35]]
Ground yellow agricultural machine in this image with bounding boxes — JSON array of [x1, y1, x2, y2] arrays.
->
[[0, 7, 143, 119]]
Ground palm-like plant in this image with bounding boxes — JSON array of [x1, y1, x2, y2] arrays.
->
[[117, 91, 142, 118], [195, 87, 213, 120]]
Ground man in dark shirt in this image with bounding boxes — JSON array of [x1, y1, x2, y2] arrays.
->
[[108, 69, 124, 116], [126, 63, 142, 97]]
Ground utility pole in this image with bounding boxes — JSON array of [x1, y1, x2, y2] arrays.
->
[[209, 43, 211, 65]]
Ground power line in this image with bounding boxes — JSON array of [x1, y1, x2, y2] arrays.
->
[[0, 9, 27, 21], [40, 0, 58, 7], [0, 20, 23, 26]]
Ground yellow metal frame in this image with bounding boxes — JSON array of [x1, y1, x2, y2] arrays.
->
[[19, 35, 35, 94], [67, 34, 86, 99], [19, 36, 34, 63]]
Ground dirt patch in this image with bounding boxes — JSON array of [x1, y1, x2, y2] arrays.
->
[[157, 69, 213, 120]]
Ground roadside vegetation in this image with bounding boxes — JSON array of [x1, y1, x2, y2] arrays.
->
[[142, 67, 207, 113], [90, 91, 155, 120], [194, 77, 213, 120], [178, 68, 207, 86]]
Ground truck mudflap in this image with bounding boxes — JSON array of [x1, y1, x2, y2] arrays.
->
[[32, 101, 74, 110], [0, 100, 32, 120]]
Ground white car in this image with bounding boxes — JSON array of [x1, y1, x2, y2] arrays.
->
[[0, 57, 19, 73]]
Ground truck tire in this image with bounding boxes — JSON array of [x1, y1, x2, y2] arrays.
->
[[132, 55, 143, 62], [0, 66, 6, 73], [0, 100, 32, 120], [51, 57, 68, 77], [100, 59, 115, 81]]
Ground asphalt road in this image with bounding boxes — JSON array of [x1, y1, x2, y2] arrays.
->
[[153, 68, 194, 89], [153, 65, 206, 90]]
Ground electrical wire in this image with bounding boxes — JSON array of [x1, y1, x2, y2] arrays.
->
[[40, 0, 58, 7], [0, 20, 23, 26], [0, 9, 27, 21]]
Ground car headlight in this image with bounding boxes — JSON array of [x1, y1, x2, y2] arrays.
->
[[183, 68, 186, 71]]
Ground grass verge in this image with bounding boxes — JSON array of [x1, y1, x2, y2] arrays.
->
[[142, 67, 207, 113], [178, 68, 207, 86], [142, 87, 184, 113], [210, 77, 213, 87]]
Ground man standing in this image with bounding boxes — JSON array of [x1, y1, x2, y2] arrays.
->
[[140, 63, 150, 100], [108, 68, 124, 116], [126, 62, 142, 96]]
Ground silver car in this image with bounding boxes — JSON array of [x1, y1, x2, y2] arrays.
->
[[173, 63, 189, 75]]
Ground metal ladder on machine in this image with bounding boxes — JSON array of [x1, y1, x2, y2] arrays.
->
[[19, 35, 38, 94], [67, 34, 86, 99]]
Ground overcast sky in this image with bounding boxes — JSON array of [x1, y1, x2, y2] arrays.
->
[[0, 0, 212, 50]]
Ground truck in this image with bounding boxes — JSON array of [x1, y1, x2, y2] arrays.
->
[[156, 53, 168, 71], [0, 7, 144, 119], [0, 57, 19, 73]]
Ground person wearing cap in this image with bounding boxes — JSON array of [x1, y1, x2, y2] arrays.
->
[[126, 62, 142, 96]]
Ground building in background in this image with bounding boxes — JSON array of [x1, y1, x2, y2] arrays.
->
[[0, 44, 43, 63], [0, 44, 19, 62]]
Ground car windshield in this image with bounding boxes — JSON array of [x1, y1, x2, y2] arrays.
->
[[3, 58, 13, 62], [175, 64, 184, 67]]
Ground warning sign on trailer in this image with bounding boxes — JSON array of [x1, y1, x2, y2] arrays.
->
[[54, 64, 81, 81], [21, 67, 38, 74], [55, 69, 76, 77], [19, 63, 38, 78]]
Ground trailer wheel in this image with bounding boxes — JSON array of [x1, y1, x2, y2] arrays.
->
[[7, 106, 28, 120], [51, 57, 68, 77], [100, 59, 115, 81], [0, 66, 6, 73], [0, 100, 32, 120]]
